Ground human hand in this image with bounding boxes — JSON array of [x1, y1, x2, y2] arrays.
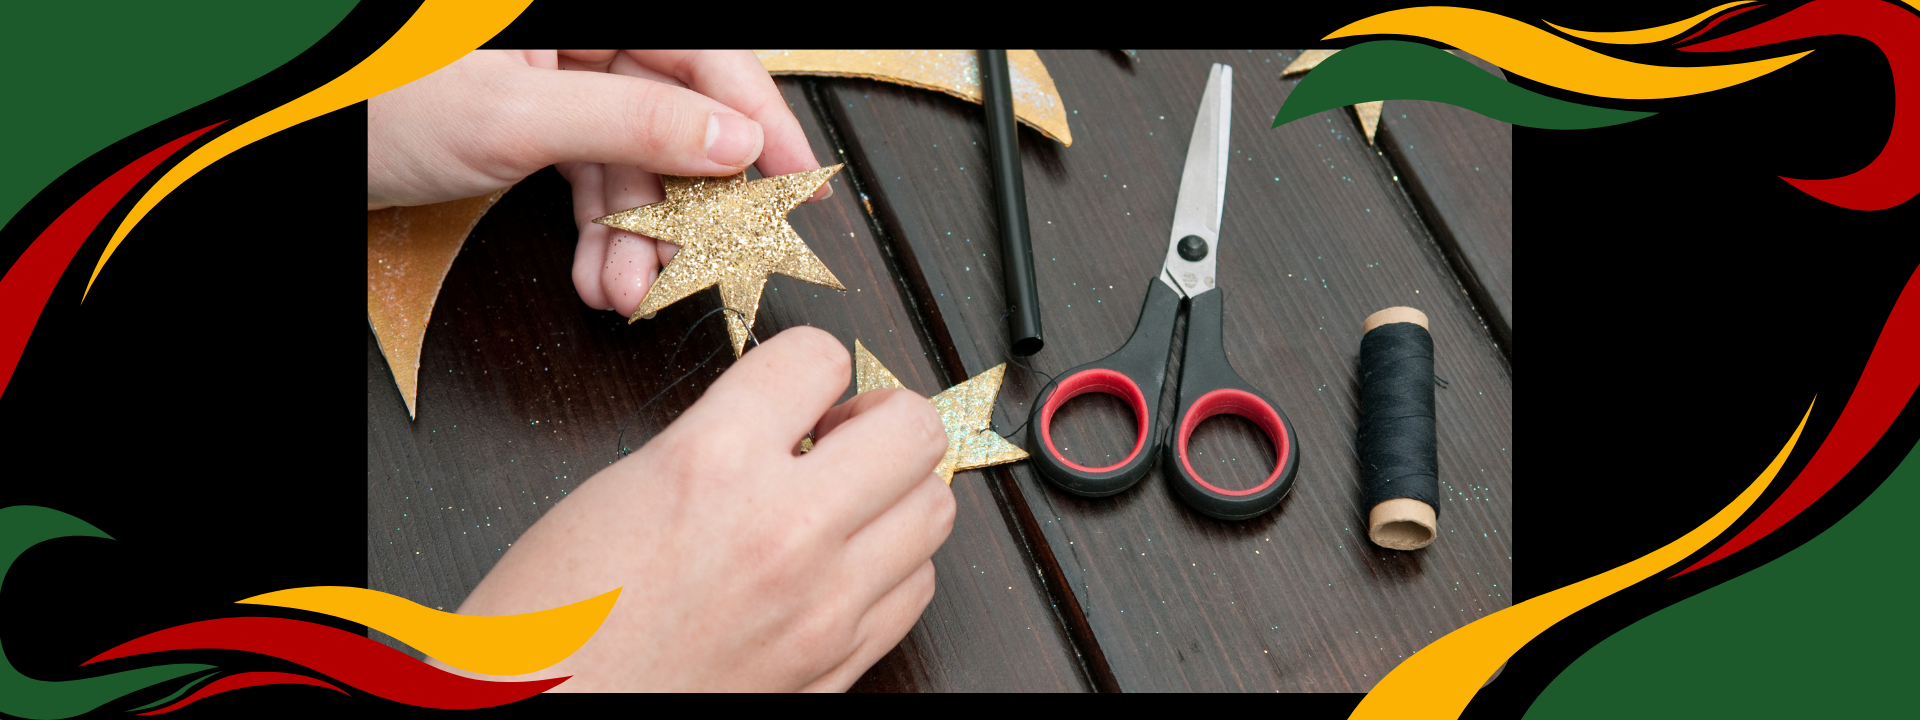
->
[[442, 327, 954, 691], [367, 50, 827, 318]]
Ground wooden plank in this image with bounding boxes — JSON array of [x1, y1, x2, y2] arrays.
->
[[365, 79, 1089, 692], [819, 50, 1513, 691], [1370, 51, 1514, 356]]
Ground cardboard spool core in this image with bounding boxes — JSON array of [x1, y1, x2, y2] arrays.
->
[[1369, 498, 1437, 550], [1362, 307, 1437, 551]]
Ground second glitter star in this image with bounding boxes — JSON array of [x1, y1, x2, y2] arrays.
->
[[853, 340, 1028, 484], [594, 165, 847, 356]]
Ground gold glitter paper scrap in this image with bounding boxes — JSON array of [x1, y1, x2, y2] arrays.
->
[[1279, 49, 1339, 76], [368, 188, 509, 419], [594, 166, 846, 356], [756, 50, 1072, 147], [853, 340, 1028, 484], [854, 339, 906, 394]]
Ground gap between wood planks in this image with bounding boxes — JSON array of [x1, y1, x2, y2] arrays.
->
[[800, 77, 1120, 692], [1350, 104, 1513, 372]]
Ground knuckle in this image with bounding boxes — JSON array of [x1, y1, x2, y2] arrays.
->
[[909, 563, 937, 606], [930, 483, 957, 535], [789, 609, 855, 662], [785, 326, 848, 374], [627, 83, 687, 159], [664, 427, 739, 476], [891, 393, 946, 448]]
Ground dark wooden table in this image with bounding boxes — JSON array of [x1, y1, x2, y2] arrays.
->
[[367, 50, 1512, 692]]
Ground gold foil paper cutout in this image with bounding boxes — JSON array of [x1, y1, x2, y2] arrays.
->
[[756, 50, 1073, 147], [595, 166, 847, 356], [853, 340, 1028, 484], [367, 188, 509, 419], [1281, 50, 1386, 145]]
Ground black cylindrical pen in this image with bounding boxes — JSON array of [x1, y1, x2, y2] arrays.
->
[[979, 49, 1044, 357]]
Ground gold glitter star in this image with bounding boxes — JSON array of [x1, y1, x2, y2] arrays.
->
[[594, 165, 847, 356], [853, 340, 1028, 484]]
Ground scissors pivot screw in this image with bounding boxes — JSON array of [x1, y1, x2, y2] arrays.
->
[[1177, 235, 1209, 261]]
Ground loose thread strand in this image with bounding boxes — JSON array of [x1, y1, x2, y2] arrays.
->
[[983, 305, 1053, 441], [613, 306, 759, 461]]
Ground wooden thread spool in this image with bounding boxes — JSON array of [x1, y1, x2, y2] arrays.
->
[[1361, 307, 1438, 550]]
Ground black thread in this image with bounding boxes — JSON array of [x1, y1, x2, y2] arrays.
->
[[613, 307, 760, 461], [1357, 322, 1440, 516], [982, 306, 1057, 440]]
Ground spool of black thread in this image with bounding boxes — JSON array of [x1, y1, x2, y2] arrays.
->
[[1358, 307, 1439, 550]]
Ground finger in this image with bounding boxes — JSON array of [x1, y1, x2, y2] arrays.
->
[[797, 560, 934, 692], [841, 470, 955, 595], [555, 49, 617, 72], [598, 164, 664, 317], [680, 325, 851, 451], [605, 49, 686, 89], [810, 387, 893, 443], [558, 161, 615, 312], [489, 66, 764, 176], [795, 388, 947, 533], [624, 50, 829, 201]]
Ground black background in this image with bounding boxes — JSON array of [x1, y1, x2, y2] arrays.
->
[[0, 1, 1914, 714]]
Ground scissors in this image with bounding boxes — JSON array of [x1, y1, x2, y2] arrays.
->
[[1026, 63, 1299, 520]]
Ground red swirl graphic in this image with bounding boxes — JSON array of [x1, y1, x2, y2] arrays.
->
[[85, 617, 567, 709], [0, 122, 222, 400], [1674, 263, 1920, 576], [1682, 0, 1920, 209], [137, 672, 343, 715]]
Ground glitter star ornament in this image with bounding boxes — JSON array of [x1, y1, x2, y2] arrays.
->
[[755, 51, 1072, 146], [368, 188, 510, 419], [853, 340, 1028, 484], [594, 165, 847, 356]]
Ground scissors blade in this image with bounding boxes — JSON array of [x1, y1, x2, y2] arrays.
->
[[1160, 63, 1230, 299]]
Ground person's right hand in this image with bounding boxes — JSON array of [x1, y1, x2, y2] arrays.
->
[[441, 327, 954, 691]]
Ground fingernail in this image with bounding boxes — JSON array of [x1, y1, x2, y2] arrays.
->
[[807, 184, 834, 203], [705, 113, 761, 167]]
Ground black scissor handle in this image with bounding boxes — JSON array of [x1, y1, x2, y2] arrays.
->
[[1163, 289, 1300, 520], [1029, 278, 1182, 496]]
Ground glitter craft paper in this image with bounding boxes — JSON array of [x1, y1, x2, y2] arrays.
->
[[367, 188, 509, 419], [756, 50, 1073, 146], [1282, 50, 1386, 145], [596, 166, 847, 357], [853, 340, 1028, 484]]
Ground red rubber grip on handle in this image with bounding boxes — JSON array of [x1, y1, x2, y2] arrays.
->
[[1173, 389, 1292, 497], [1038, 368, 1151, 473]]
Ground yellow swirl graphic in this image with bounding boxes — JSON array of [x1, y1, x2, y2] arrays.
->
[[1325, 6, 1808, 99], [1350, 400, 1812, 719], [239, 586, 620, 676], [82, 0, 533, 300], [1546, 2, 1755, 44]]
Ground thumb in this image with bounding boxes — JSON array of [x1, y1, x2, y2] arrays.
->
[[489, 65, 765, 176]]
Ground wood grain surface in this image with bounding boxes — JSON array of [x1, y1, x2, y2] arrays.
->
[[1373, 52, 1514, 357], [817, 50, 1513, 691], [367, 52, 1513, 693], [366, 80, 1090, 692]]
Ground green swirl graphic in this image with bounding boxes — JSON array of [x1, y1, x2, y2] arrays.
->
[[1273, 40, 1656, 130], [0, 506, 211, 720]]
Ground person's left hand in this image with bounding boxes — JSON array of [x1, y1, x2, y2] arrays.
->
[[367, 50, 828, 318]]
